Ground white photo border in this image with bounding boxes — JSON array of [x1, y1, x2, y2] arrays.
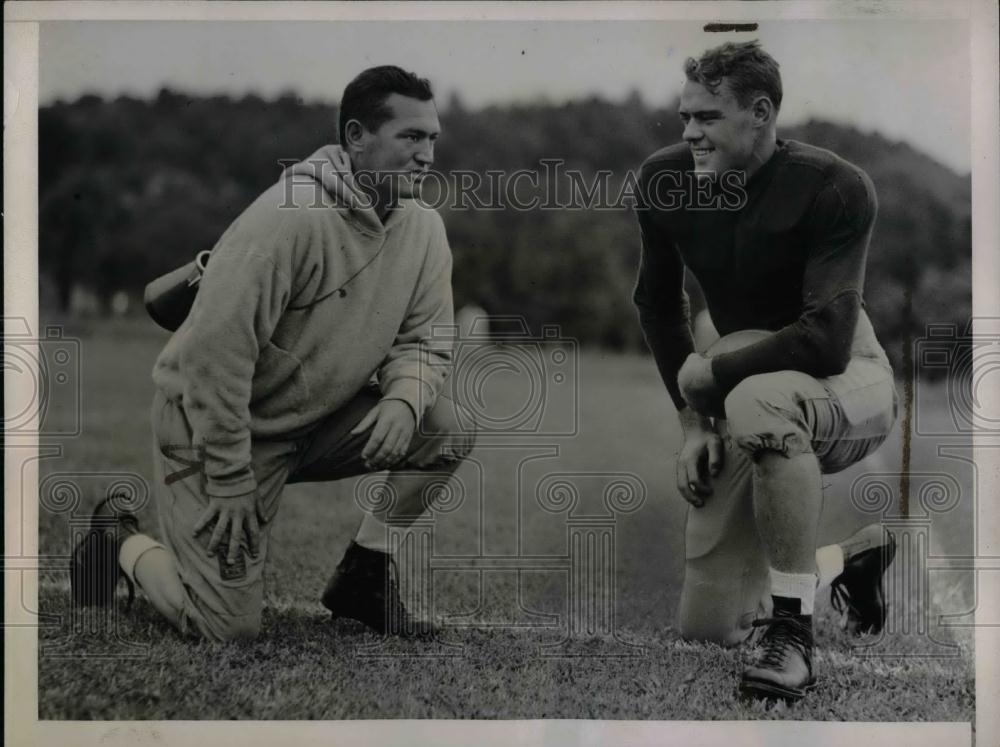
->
[[5, 2, 997, 746]]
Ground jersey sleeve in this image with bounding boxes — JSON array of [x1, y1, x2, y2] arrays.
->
[[632, 168, 696, 411], [711, 166, 877, 393]]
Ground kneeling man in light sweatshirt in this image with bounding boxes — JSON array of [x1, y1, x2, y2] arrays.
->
[[72, 66, 475, 641]]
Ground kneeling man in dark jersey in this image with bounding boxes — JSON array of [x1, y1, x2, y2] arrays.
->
[[634, 41, 898, 702]]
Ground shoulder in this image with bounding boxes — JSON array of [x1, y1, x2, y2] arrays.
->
[[228, 178, 328, 236], [782, 141, 876, 210], [638, 142, 692, 185], [211, 177, 334, 275]]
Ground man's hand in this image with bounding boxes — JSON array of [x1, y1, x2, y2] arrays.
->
[[193, 492, 260, 565], [676, 408, 724, 508], [678, 352, 723, 417], [351, 399, 417, 471]]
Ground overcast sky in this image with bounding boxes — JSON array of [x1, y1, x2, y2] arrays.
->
[[39, 19, 971, 172]]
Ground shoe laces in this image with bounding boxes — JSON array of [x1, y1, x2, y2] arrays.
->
[[751, 615, 813, 669]]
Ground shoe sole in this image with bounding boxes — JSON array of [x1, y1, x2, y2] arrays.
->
[[739, 676, 817, 703]]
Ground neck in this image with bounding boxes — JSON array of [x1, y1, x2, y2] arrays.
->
[[743, 131, 778, 181], [347, 152, 396, 222], [374, 192, 397, 223], [357, 181, 396, 223]]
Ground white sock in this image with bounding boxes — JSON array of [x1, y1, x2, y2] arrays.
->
[[118, 534, 166, 586], [815, 544, 845, 593], [354, 513, 391, 554], [769, 568, 817, 615]]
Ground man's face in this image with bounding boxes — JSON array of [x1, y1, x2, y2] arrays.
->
[[678, 79, 758, 176], [351, 93, 441, 200]]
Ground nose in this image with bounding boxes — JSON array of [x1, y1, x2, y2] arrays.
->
[[414, 141, 434, 168], [682, 119, 703, 144]]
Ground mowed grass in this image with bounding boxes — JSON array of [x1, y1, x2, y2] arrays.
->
[[37, 317, 975, 721]]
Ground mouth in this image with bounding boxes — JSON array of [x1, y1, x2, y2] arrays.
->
[[691, 147, 714, 159]]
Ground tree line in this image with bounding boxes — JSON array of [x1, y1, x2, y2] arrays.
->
[[40, 89, 971, 373]]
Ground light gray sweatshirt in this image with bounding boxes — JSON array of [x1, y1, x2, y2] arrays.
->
[[152, 146, 454, 499]]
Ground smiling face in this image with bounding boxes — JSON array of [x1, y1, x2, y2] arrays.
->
[[678, 78, 760, 176], [348, 93, 441, 201]]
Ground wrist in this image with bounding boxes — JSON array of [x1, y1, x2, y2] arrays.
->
[[381, 396, 418, 425], [677, 406, 714, 435]]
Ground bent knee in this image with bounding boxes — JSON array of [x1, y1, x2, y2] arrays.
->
[[723, 375, 811, 460], [410, 397, 478, 468]]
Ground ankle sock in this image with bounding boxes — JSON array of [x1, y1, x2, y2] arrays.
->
[[354, 513, 391, 554], [118, 534, 166, 586], [769, 568, 817, 615]]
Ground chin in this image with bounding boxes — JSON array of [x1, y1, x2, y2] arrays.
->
[[692, 164, 719, 179], [397, 184, 419, 200]]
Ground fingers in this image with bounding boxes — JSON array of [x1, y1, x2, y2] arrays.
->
[[362, 405, 417, 469], [707, 436, 725, 478], [677, 458, 703, 508], [207, 505, 230, 556], [387, 427, 413, 468], [227, 512, 245, 566], [677, 443, 717, 508], [362, 417, 391, 465], [246, 510, 261, 559], [371, 424, 413, 470], [193, 503, 218, 537], [371, 422, 407, 468], [690, 449, 714, 498], [193, 497, 260, 564], [350, 405, 380, 436]]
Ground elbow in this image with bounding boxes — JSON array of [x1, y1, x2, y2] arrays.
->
[[804, 329, 852, 377], [818, 345, 851, 377], [802, 292, 860, 377]]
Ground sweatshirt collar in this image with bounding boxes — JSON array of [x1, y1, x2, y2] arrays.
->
[[285, 145, 412, 238]]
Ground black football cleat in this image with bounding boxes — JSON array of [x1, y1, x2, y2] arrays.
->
[[70, 495, 140, 608], [831, 526, 897, 636], [321, 541, 437, 638], [740, 599, 816, 703]]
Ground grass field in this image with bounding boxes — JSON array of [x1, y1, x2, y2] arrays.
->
[[35, 317, 975, 722]]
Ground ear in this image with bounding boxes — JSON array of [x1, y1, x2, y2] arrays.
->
[[750, 95, 775, 128], [342, 119, 369, 151]]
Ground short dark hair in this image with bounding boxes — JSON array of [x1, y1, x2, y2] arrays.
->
[[338, 65, 434, 145], [683, 40, 782, 111]]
